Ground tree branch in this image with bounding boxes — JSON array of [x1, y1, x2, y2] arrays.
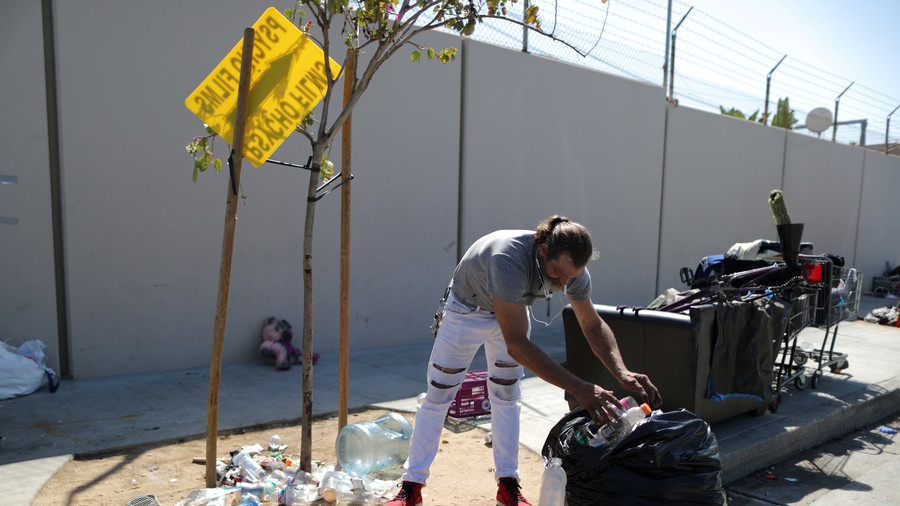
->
[[295, 125, 315, 144], [477, 14, 593, 57]]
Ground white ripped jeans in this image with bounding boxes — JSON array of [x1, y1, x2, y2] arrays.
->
[[402, 291, 529, 485]]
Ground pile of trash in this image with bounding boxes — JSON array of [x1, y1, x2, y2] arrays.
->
[[171, 435, 401, 506], [863, 303, 900, 327]]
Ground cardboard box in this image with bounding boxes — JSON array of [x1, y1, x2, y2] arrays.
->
[[448, 370, 491, 418]]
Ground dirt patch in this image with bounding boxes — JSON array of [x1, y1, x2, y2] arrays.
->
[[32, 409, 544, 505]]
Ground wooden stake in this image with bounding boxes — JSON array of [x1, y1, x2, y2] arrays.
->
[[205, 27, 255, 489], [338, 49, 356, 432]]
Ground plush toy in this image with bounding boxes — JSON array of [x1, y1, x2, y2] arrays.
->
[[259, 317, 319, 370]]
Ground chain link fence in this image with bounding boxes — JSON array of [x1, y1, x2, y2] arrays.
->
[[436, 0, 900, 150]]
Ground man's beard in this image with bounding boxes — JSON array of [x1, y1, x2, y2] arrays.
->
[[538, 257, 566, 293], [544, 277, 566, 293]]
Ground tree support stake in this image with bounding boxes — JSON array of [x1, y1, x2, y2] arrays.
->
[[205, 26, 255, 489]]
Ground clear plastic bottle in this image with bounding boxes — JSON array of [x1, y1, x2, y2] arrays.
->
[[320, 470, 352, 503], [335, 412, 414, 475], [232, 450, 266, 481], [575, 396, 650, 447], [239, 480, 265, 502], [284, 482, 318, 505], [599, 402, 651, 446], [537, 457, 566, 506]]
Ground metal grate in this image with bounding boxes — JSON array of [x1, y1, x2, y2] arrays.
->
[[126, 495, 161, 506]]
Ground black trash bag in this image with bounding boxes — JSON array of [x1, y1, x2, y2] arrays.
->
[[542, 408, 726, 505]]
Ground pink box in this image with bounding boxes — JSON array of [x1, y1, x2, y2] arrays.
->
[[448, 370, 491, 418]]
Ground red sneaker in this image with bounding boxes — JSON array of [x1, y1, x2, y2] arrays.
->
[[497, 477, 532, 506], [385, 480, 423, 506]]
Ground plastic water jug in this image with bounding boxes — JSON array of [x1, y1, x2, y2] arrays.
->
[[335, 412, 413, 475]]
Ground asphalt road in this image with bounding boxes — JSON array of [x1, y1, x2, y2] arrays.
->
[[725, 411, 900, 505]]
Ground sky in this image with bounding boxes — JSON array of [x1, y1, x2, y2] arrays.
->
[[450, 0, 899, 142], [678, 0, 900, 119], [688, 0, 897, 92]]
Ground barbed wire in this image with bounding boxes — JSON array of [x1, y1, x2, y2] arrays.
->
[[436, 0, 899, 148]]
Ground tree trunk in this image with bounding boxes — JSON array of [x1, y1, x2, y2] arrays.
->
[[300, 147, 322, 472]]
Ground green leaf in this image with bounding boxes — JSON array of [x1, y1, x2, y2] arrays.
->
[[214, 158, 222, 172], [411, 51, 421, 62], [284, 8, 294, 18], [193, 165, 198, 183], [327, 0, 343, 15]]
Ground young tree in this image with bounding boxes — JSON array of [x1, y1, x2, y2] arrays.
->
[[187, 0, 598, 471]]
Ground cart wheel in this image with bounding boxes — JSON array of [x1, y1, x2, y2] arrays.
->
[[769, 393, 782, 413], [811, 371, 821, 389], [830, 360, 848, 373], [793, 353, 809, 366], [795, 374, 810, 390]]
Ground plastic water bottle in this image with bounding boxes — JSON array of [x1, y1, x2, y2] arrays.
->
[[537, 457, 566, 506], [232, 450, 266, 481], [573, 396, 634, 445], [335, 412, 414, 475], [320, 470, 351, 503], [283, 482, 318, 505], [321, 470, 383, 504], [282, 471, 319, 505], [599, 402, 651, 446], [575, 396, 650, 447]]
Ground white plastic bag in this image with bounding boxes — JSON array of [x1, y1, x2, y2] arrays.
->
[[0, 342, 46, 400], [0, 340, 58, 399]]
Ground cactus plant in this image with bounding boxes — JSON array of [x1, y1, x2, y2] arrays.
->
[[769, 190, 791, 225]]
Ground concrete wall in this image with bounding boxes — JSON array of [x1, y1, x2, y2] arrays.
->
[[2, 1, 897, 378], [0, 1, 59, 366], [783, 134, 866, 262], [856, 150, 900, 279], [659, 107, 788, 291], [462, 42, 666, 314]]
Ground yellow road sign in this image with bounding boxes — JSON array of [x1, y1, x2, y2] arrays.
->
[[185, 8, 341, 167]]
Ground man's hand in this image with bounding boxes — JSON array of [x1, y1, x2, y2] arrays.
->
[[573, 382, 624, 426], [617, 370, 662, 409]]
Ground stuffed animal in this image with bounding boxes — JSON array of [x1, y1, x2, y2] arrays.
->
[[259, 317, 319, 370]]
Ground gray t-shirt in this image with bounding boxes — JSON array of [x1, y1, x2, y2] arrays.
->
[[450, 230, 591, 313]]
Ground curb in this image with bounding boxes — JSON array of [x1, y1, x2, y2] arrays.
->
[[719, 375, 900, 483]]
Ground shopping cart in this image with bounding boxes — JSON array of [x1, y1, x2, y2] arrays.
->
[[789, 255, 862, 388], [769, 287, 818, 412]]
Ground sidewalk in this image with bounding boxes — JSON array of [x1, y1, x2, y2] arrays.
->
[[2, 296, 898, 505]]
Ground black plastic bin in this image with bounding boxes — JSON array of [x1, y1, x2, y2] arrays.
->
[[563, 303, 783, 425]]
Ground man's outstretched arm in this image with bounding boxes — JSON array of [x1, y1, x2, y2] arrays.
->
[[569, 297, 663, 408]]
